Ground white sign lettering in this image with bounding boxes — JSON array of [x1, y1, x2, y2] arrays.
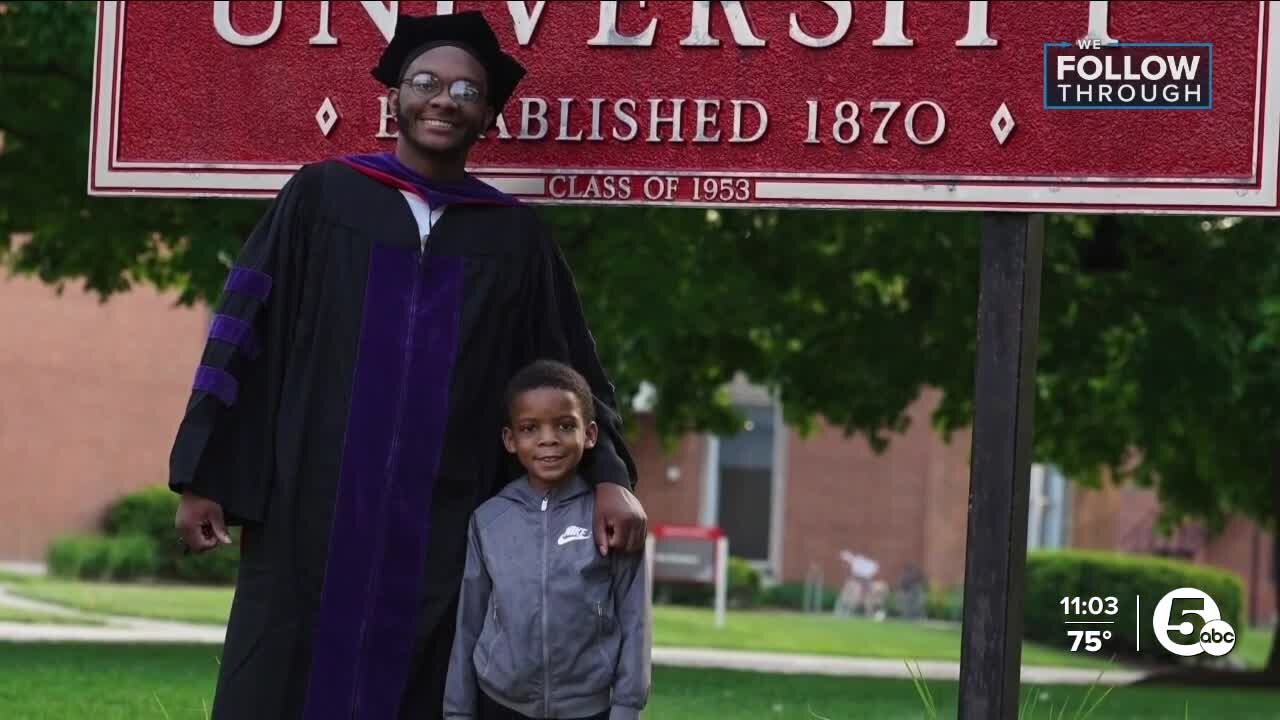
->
[[588, 0, 658, 47], [213, 1, 1114, 52], [789, 1, 853, 49], [681, 1, 766, 48], [213, 0, 282, 47]]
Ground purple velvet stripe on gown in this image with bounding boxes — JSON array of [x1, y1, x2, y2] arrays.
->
[[302, 244, 465, 719], [208, 314, 259, 358], [224, 267, 272, 302], [192, 365, 238, 406]]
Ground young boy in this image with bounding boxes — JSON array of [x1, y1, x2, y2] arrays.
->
[[444, 360, 651, 720]]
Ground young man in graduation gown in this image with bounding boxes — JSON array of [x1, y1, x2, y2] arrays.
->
[[169, 12, 647, 719]]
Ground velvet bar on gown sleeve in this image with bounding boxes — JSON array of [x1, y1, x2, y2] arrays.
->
[[167, 165, 317, 526]]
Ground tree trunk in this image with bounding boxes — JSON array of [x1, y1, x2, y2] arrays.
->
[[1267, 450, 1280, 674], [1267, 533, 1279, 673]]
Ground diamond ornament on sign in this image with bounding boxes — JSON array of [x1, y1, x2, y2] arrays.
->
[[990, 103, 1015, 146], [315, 98, 339, 137]]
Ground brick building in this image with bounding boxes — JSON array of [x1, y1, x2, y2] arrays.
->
[[0, 273, 1274, 625], [631, 387, 1276, 626], [0, 274, 206, 562]]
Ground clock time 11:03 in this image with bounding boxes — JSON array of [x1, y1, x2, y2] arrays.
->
[[1061, 596, 1119, 616]]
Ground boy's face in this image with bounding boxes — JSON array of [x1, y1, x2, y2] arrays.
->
[[503, 388, 598, 488]]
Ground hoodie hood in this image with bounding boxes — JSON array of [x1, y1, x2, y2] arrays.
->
[[494, 471, 593, 509], [496, 473, 591, 510]]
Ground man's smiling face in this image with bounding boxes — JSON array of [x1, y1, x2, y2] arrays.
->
[[389, 45, 494, 158]]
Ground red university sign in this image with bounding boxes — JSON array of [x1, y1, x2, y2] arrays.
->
[[91, 1, 1280, 214]]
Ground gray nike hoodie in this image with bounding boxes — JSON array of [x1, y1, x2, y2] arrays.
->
[[443, 474, 650, 720]]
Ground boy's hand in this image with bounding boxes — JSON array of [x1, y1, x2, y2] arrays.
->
[[593, 483, 647, 556], [176, 491, 233, 553]]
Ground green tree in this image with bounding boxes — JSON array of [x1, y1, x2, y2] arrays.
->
[[0, 1, 264, 304], [3, 0, 1278, 674]]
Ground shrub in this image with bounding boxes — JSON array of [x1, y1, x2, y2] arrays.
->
[[655, 556, 761, 609], [655, 582, 713, 607], [104, 486, 179, 547], [925, 586, 964, 622], [1024, 549, 1245, 664], [759, 582, 840, 611], [48, 534, 157, 581], [172, 543, 239, 584], [48, 535, 110, 579], [103, 485, 239, 584], [104, 535, 159, 580], [45, 486, 240, 585], [727, 556, 761, 608]]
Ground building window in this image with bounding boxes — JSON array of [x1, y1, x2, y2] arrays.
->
[[1027, 463, 1070, 550], [712, 403, 777, 564]]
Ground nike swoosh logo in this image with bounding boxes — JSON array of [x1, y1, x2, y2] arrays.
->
[[558, 526, 591, 546]]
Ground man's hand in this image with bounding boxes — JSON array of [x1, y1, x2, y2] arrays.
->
[[176, 491, 233, 553], [593, 483, 647, 556]]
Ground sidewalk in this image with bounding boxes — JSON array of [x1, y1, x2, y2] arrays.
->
[[653, 647, 1147, 685], [0, 584, 1146, 686], [0, 585, 226, 643]]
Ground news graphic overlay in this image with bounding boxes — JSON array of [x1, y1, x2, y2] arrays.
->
[[1151, 587, 1238, 658], [1057, 588, 1237, 659], [1045, 39, 1212, 110], [1060, 595, 1121, 654]]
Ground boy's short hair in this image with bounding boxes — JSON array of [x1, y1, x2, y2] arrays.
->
[[504, 359, 595, 425]]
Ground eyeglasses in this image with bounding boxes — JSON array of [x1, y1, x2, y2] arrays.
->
[[400, 72, 485, 106]]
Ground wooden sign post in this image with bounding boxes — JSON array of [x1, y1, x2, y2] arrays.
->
[[960, 214, 1044, 718]]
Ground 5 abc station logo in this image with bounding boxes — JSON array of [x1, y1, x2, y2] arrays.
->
[[1151, 587, 1237, 657]]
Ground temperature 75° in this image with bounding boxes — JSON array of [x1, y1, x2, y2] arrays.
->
[[1068, 629, 1112, 652]]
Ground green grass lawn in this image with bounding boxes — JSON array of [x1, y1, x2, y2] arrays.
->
[[2, 578, 233, 625], [0, 643, 1277, 720], [4, 577, 1273, 673], [0, 607, 103, 626], [3, 578, 1101, 668], [1235, 627, 1274, 670], [653, 606, 1111, 669]]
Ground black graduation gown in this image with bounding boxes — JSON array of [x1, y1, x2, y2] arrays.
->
[[168, 160, 637, 720]]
